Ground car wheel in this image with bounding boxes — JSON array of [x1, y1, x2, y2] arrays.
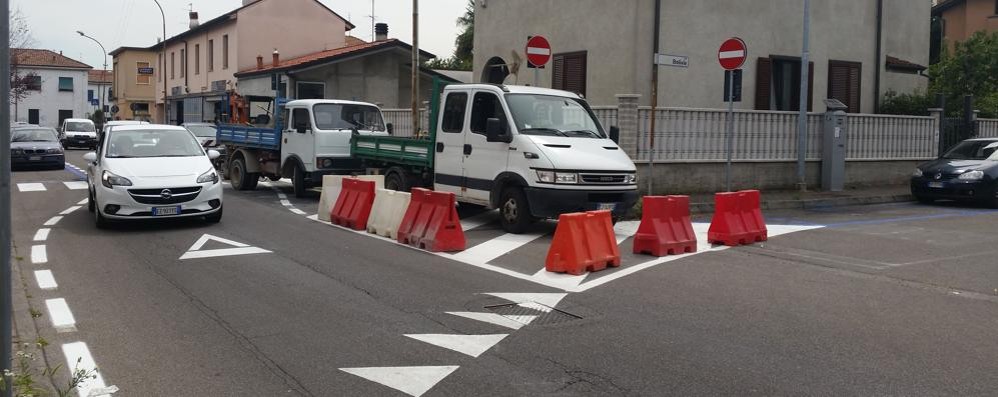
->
[[293, 165, 309, 198], [87, 188, 95, 213], [205, 205, 223, 223], [94, 206, 109, 229], [499, 186, 534, 234]]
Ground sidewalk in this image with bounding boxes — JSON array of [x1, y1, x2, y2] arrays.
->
[[686, 184, 912, 214]]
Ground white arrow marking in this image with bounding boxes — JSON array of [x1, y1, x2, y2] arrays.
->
[[718, 50, 745, 59], [483, 292, 567, 309], [445, 311, 529, 330], [340, 366, 459, 397], [405, 333, 508, 358], [179, 234, 271, 260]]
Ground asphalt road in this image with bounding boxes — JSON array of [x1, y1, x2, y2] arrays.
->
[[9, 150, 998, 396]]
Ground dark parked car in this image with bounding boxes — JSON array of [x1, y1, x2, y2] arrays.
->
[[10, 127, 65, 170], [182, 122, 225, 169], [911, 138, 998, 207]]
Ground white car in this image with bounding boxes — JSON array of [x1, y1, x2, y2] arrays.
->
[[83, 124, 223, 228], [101, 120, 149, 138]]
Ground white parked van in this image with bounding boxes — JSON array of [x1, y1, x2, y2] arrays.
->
[[60, 118, 98, 149]]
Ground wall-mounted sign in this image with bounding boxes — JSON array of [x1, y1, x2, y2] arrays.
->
[[655, 53, 689, 68], [138, 67, 155, 75]]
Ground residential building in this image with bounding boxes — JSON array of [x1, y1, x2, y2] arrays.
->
[[474, 0, 930, 113], [9, 49, 91, 127], [87, 69, 112, 115], [109, 46, 158, 121], [143, 0, 354, 124], [931, 0, 998, 60]]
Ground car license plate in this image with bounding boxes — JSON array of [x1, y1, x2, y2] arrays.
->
[[28, 156, 41, 161], [152, 206, 181, 216], [928, 182, 944, 189], [597, 203, 616, 211]]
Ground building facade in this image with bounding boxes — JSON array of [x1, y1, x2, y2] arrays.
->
[[87, 70, 112, 116], [109, 47, 158, 121], [932, 0, 998, 55], [474, 0, 930, 113], [142, 0, 353, 124], [10, 49, 92, 127]]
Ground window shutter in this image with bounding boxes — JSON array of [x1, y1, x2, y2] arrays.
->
[[552, 56, 565, 91], [827, 61, 861, 112], [565, 53, 587, 96], [847, 63, 861, 112], [755, 57, 772, 110], [807, 61, 814, 111]]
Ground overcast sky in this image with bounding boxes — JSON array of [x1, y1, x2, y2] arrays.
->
[[11, 0, 468, 70]]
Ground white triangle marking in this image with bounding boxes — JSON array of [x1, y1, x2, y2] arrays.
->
[[517, 302, 553, 313], [179, 234, 272, 260], [404, 334, 508, 358], [445, 312, 526, 330], [484, 292, 567, 309], [340, 366, 459, 397]]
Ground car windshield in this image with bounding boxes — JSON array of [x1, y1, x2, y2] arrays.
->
[[312, 104, 386, 131], [186, 124, 217, 138], [505, 94, 606, 138], [11, 129, 58, 142], [65, 122, 95, 132], [105, 129, 204, 158], [942, 140, 998, 160]]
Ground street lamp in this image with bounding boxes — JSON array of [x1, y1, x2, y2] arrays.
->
[[77, 31, 107, 122], [152, 0, 167, 124]]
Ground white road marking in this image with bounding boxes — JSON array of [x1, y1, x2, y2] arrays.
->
[[34, 270, 58, 290], [60, 206, 82, 215], [613, 220, 641, 244], [404, 334, 508, 358], [17, 183, 46, 192], [306, 214, 319, 221], [61, 342, 110, 397], [505, 315, 538, 325], [290, 208, 307, 215], [31, 245, 47, 264], [179, 234, 272, 260], [63, 181, 88, 190], [77, 198, 88, 205], [33, 228, 50, 241], [459, 211, 497, 231], [449, 233, 544, 264], [517, 302, 553, 313], [339, 366, 459, 397], [44, 216, 63, 226], [280, 199, 292, 207], [484, 293, 567, 308], [277, 193, 288, 199], [528, 268, 587, 290], [45, 298, 76, 332], [445, 312, 529, 330]]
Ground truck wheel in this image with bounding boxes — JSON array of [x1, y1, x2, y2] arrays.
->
[[499, 186, 534, 234], [230, 157, 258, 191], [385, 169, 410, 192], [293, 165, 309, 198]]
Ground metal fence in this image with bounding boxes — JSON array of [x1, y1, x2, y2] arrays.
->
[[846, 114, 937, 160], [980, 118, 998, 138], [591, 106, 618, 131], [382, 108, 429, 138]]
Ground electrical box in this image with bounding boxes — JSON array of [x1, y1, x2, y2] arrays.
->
[[822, 99, 848, 191]]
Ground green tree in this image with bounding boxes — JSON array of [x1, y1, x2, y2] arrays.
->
[[424, 0, 474, 71], [928, 31, 998, 118]]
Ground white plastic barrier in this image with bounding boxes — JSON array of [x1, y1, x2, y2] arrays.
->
[[318, 175, 385, 221], [367, 188, 412, 239]]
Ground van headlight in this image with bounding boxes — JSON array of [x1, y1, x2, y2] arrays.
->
[[624, 174, 637, 184], [536, 170, 578, 184], [101, 170, 133, 188], [957, 170, 984, 181], [197, 169, 219, 184]]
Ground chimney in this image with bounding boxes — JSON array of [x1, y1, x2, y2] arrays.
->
[[189, 12, 199, 29], [272, 49, 279, 67], [375, 23, 389, 41], [257, 55, 264, 69]]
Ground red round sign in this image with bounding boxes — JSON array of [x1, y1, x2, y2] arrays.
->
[[526, 36, 552, 67], [717, 37, 747, 70]]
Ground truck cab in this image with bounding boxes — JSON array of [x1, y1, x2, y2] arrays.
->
[[433, 84, 639, 232]]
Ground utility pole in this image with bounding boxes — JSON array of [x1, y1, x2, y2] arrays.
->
[[796, 0, 811, 191], [369, 0, 376, 42], [412, 0, 420, 135], [648, 0, 661, 196], [2, 0, 14, 396], [153, 0, 167, 124]]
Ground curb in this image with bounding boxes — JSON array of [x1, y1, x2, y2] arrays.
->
[[689, 193, 914, 214]]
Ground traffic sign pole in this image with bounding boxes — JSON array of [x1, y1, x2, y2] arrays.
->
[[725, 70, 735, 192], [717, 37, 746, 192], [525, 36, 551, 88], [1, 0, 13, 395]]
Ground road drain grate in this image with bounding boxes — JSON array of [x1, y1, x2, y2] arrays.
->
[[484, 302, 582, 326]]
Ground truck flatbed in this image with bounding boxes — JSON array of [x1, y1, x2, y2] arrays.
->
[[217, 124, 282, 151], [350, 135, 434, 168]]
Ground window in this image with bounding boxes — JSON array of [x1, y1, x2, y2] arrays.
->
[[24, 75, 41, 91], [755, 56, 813, 111], [469, 92, 507, 135], [194, 44, 200, 75], [88, 90, 94, 101], [180, 49, 186, 77], [827, 60, 862, 113], [158, 54, 163, 82], [58, 110, 73, 125], [28, 109, 39, 124], [137, 62, 151, 85], [208, 39, 214, 72], [58, 77, 73, 92], [441, 92, 468, 133], [222, 35, 229, 69], [313, 104, 386, 131], [292, 108, 310, 131], [296, 82, 325, 99], [552, 51, 587, 96], [171, 52, 175, 79]]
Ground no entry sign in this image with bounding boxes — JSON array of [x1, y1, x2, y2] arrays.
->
[[717, 37, 747, 70], [526, 36, 551, 68]]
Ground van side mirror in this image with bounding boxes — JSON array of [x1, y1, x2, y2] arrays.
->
[[386, 123, 394, 135], [486, 118, 511, 143], [609, 126, 620, 143]]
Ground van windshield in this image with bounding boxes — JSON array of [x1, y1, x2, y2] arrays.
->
[[313, 104, 386, 132], [65, 122, 96, 132], [505, 94, 606, 138]]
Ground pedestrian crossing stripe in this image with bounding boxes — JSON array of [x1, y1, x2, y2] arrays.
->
[[17, 183, 46, 192]]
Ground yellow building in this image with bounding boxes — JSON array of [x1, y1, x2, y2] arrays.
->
[[109, 46, 158, 121]]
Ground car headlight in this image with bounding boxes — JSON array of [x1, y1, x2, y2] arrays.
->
[[101, 170, 133, 188], [47, 148, 63, 154], [912, 168, 923, 177], [624, 174, 638, 184], [536, 170, 578, 184], [197, 169, 219, 184], [957, 170, 984, 181]]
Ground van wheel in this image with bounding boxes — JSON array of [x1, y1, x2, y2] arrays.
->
[[293, 165, 309, 198], [230, 157, 258, 191], [499, 186, 533, 234]]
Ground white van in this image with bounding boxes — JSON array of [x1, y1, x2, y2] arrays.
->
[[60, 118, 98, 149]]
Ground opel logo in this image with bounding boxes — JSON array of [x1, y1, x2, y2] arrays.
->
[[160, 189, 173, 199], [934, 173, 942, 180]]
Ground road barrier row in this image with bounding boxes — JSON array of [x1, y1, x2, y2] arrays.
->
[[318, 175, 384, 222], [396, 188, 467, 252]]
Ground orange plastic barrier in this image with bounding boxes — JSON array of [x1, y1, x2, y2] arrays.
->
[[707, 190, 768, 246], [545, 210, 621, 275], [396, 188, 466, 252], [330, 179, 376, 230], [632, 195, 697, 256]]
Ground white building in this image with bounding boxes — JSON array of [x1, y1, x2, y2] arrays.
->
[[11, 49, 92, 127], [87, 69, 112, 116]]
